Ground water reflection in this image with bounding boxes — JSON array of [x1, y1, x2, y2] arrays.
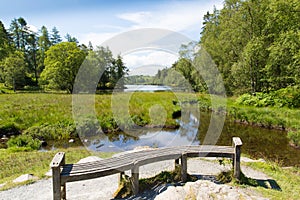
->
[[82, 110, 300, 167], [85, 113, 200, 152], [124, 85, 172, 92]]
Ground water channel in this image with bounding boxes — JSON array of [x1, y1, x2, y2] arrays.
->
[[81, 111, 299, 167]]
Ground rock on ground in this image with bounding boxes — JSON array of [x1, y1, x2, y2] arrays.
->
[[154, 180, 268, 200]]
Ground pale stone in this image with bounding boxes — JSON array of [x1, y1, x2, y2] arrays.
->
[[76, 156, 103, 164], [13, 174, 38, 183], [0, 182, 6, 189]]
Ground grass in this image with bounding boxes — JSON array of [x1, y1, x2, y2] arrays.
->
[[215, 156, 300, 200], [1, 92, 300, 150], [1, 92, 300, 136], [0, 147, 114, 191], [244, 161, 300, 200], [0, 92, 185, 138]]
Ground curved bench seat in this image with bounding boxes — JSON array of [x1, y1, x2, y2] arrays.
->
[[50, 137, 242, 200]]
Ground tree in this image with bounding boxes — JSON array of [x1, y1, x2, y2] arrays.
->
[[200, 0, 300, 94], [65, 33, 78, 43], [110, 55, 128, 89], [26, 33, 38, 84], [9, 17, 29, 51], [50, 27, 62, 45], [94, 46, 114, 89], [1, 51, 27, 91], [88, 41, 93, 51], [37, 26, 51, 75], [39, 42, 86, 92], [0, 20, 13, 61]]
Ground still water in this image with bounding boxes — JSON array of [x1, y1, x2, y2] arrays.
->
[[124, 85, 172, 92], [81, 111, 299, 167]]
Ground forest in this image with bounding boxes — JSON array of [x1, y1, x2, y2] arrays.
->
[[148, 0, 300, 97], [1, 0, 300, 97], [0, 18, 128, 93]]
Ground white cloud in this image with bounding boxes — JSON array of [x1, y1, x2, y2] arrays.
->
[[117, 12, 152, 24], [79, 32, 119, 47], [123, 50, 178, 76], [117, 1, 223, 32], [77, 0, 223, 76], [27, 24, 38, 33]]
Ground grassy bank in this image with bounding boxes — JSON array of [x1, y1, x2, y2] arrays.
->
[[1, 92, 300, 149], [0, 92, 182, 140], [0, 147, 114, 190]]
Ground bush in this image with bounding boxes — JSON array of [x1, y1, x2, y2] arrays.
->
[[236, 86, 300, 108], [7, 135, 41, 151], [23, 121, 77, 140], [287, 130, 300, 147]]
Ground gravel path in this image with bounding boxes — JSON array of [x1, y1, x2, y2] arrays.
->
[[0, 156, 270, 200]]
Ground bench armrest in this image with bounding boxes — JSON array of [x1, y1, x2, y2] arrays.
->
[[232, 137, 242, 147], [50, 152, 65, 168]]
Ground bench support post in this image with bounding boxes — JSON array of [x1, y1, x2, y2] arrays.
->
[[118, 172, 125, 186], [181, 153, 187, 182], [50, 152, 65, 200], [232, 137, 242, 180], [131, 165, 139, 195]]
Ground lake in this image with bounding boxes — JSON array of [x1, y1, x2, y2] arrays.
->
[[124, 85, 172, 92]]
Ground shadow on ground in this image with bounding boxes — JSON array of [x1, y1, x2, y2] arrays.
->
[[112, 173, 281, 200]]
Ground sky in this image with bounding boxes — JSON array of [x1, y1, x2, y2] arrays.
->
[[0, 0, 223, 75]]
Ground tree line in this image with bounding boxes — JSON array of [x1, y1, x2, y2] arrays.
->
[[0, 17, 128, 92], [150, 0, 299, 95], [200, 0, 300, 95]]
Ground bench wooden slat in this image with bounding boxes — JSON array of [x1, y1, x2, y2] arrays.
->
[[51, 137, 242, 200]]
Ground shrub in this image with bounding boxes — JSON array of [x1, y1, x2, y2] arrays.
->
[[287, 130, 300, 147], [236, 86, 300, 108], [23, 121, 77, 140], [7, 135, 41, 151]]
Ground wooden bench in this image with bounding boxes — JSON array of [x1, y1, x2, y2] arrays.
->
[[50, 137, 242, 200]]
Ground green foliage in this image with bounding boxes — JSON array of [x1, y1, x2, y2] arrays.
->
[[7, 135, 41, 151], [236, 86, 300, 108], [287, 130, 300, 146], [1, 51, 27, 90], [0, 21, 13, 62], [125, 75, 154, 85], [23, 121, 76, 140], [201, 0, 300, 95], [40, 42, 86, 93], [217, 170, 258, 187]]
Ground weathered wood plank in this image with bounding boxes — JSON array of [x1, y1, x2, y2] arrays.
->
[[51, 137, 243, 199], [50, 152, 65, 168], [233, 137, 243, 147]]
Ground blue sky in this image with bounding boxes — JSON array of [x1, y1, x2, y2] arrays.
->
[[0, 0, 223, 75]]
